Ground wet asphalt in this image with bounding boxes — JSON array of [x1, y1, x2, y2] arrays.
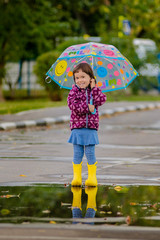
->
[[0, 101, 160, 186], [0, 101, 160, 239]]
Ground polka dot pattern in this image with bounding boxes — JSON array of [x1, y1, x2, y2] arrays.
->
[[47, 42, 139, 91]]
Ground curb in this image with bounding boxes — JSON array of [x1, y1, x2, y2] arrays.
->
[[0, 103, 160, 131]]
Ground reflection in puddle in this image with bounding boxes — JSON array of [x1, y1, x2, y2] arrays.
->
[[0, 185, 160, 227], [72, 187, 97, 225]]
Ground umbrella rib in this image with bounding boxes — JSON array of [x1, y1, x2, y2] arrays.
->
[[57, 55, 125, 60]]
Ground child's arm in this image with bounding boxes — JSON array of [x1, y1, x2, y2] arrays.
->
[[91, 87, 107, 106], [67, 89, 90, 115]]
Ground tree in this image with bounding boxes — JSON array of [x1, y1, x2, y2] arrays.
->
[[56, 0, 110, 36], [104, 0, 160, 44], [0, 0, 30, 100], [0, 0, 72, 100]]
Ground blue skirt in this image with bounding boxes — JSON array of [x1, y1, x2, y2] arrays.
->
[[68, 128, 99, 145]]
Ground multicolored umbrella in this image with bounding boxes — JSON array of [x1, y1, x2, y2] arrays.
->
[[46, 42, 139, 92]]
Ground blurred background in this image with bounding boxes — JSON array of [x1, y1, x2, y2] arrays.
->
[[0, 0, 160, 113]]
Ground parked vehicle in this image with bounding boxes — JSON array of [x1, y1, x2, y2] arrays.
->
[[133, 38, 160, 77]]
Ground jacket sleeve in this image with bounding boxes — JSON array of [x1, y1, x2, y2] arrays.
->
[[91, 87, 107, 106], [67, 88, 90, 115]]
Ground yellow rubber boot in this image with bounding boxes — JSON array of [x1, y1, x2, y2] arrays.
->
[[71, 162, 82, 186], [85, 162, 98, 187], [85, 186, 98, 211], [71, 187, 82, 209]]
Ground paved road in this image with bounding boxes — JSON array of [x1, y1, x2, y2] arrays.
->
[[0, 105, 160, 186], [0, 224, 160, 240], [0, 103, 160, 239]]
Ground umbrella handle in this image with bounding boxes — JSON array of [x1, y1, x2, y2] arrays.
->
[[90, 98, 96, 115], [45, 76, 51, 83]]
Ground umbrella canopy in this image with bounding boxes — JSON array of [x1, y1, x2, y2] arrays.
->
[[46, 42, 139, 92]]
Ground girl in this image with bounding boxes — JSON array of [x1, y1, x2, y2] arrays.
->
[[67, 62, 106, 186]]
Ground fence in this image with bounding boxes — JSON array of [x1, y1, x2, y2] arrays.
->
[[3, 61, 43, 91]]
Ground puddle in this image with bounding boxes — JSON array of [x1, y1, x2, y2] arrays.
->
[[0, 184, 160, 227]]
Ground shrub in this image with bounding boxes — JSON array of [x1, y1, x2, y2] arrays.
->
[[34, 51, 64, 101]]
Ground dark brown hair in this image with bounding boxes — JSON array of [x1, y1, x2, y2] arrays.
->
[[73, 62, 95, 82]]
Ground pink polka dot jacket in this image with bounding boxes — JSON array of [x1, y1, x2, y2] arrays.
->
[[67, 85, 106, 130]]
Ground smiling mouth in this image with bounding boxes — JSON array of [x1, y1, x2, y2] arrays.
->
[[79, 83, 86, 86]]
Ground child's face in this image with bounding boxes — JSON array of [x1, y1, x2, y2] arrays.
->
[[74, 69, 91, 89]]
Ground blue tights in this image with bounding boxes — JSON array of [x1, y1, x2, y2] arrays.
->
[[73, 144, 96, 165]]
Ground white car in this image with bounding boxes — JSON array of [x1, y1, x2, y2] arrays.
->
[[133, 38, 160, 77]]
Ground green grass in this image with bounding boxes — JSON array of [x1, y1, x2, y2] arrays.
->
[[1, 90, 160, 115], [0, 98, 67, 114]]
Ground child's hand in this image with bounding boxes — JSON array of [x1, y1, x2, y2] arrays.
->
[[90, 78, 96, 89], [88, 104, 95, 113]]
